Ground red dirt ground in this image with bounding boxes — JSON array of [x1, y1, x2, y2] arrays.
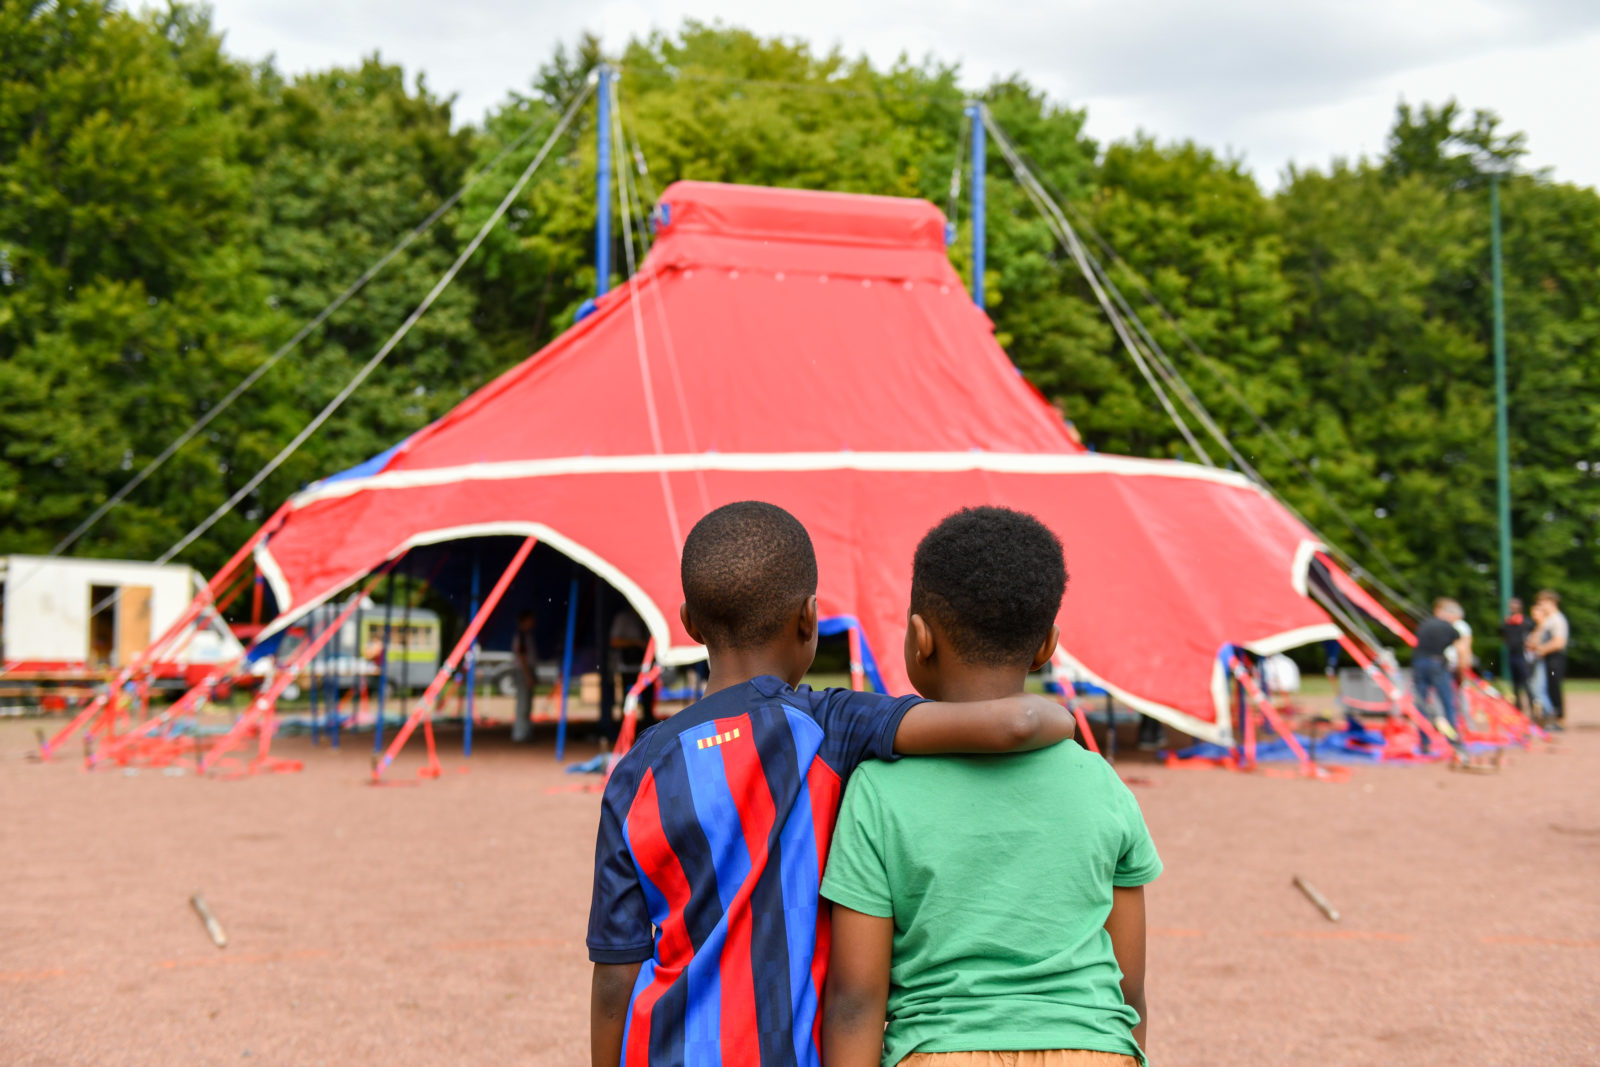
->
[[3, 693, 1598, 1066]]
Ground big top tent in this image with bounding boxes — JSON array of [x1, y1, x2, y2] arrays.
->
[[249, 180, 1340, 745]]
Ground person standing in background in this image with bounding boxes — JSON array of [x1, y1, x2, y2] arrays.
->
[[1413, 599, 1469, 758], [1500, 598, 1533, 714], [510, 610, 540, 743], [1530, 590, 1569, 731], [609, 605, 655, 728], [1525, 599, 1554, 724], [1444, 606, 1474, 680]]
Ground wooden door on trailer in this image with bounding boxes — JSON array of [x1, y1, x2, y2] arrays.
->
[[115, 585, 153, 666]]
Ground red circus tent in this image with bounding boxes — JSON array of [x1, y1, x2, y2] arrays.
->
[[250, 181, 1339, 745]]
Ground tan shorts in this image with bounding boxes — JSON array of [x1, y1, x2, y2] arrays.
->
[[899, 1052, 1140, 1067]]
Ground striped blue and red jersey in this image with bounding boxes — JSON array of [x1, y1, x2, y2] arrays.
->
[[587, 674, 924, 1066]]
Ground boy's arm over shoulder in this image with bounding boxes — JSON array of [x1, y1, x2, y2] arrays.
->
[[809, 688, 1074, 770], [893, 692, 1074, 755]]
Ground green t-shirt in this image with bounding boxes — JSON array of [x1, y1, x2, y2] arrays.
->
[[819, 740, 1161, 1066]]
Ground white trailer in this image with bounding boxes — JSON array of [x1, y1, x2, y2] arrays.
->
[[0, 556, 244, 685]]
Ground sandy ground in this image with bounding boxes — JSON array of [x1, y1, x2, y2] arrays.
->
[[2, 693, 1598, 1066]]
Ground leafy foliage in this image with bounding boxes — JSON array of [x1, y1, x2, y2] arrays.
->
[[2, 7, 1596, 670]]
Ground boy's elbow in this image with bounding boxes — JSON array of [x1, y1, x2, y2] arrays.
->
[[823, 982, 880, 1034], [1004, 695, 1072, 749], [1008, 701, 1044, 746], [592, 963, 639, 1019]]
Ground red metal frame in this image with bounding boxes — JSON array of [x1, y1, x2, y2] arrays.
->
[[200, 562, 394, 775], [847, 625, 866, 692], [38, 502, 290, 760], [1336, 635, 1452, 756], [371, 536, 538, 783], [1066, 698, 1100, 754], [1228, 655, 1309, 767], [608, 640, 660, 767]]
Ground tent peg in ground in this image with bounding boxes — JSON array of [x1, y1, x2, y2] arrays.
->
[[1292, 875, 1340, 922], [190, 893, 228, 948]]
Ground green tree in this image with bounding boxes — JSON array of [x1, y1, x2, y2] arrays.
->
[[460, 23, 1099, 377], [0, 1, 279, 563], [244, 57, 490, 515]]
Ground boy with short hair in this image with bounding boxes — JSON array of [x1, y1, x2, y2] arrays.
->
[[587, 501, 1076, 1066], [821, 506, 1161, 1067]]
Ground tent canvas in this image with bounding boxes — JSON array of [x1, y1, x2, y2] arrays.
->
[[249, 181, 1339, 745]]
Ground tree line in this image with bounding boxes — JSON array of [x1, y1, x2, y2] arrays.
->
[[4, 3, 1597, 672]]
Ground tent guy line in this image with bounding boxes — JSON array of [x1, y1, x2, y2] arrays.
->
[[609, 76, 684, 550], [152, 80, 595, 570], [994, 123, 1428, 615], [45, 93, 582, 561], [982, 109, 1427, 618], [0, 82, 598, 688], [610, 77, 711, 515]]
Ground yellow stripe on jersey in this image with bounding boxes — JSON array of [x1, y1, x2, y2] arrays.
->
[[696, 727, 742, 750]]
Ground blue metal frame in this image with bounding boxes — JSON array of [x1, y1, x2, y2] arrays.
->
[[595, 65, 613, 298], [463, 554, 481, 757], [556, 575, 580, 761], [964, 101, 986, 309], [817, 616, 886, 693], [374, 570, 395, 751]]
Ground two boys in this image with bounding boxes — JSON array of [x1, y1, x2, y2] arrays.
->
[[588, 501, 1158, 1065]]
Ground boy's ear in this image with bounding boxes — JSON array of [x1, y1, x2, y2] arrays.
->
[[797, 595, 818, 643], [1029, 624, 1059, 672], [909, 612, 936, 664], [679, 602, 706, 645]]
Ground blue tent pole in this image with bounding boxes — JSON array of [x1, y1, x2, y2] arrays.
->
[[965, 100, 986, 310], [555, 575, 580, 762], [309, 605, 322, 745], [463, 553, 481, 758], [374, 569, 395, 752], [595, 64, 612, 298], [328, 601, 342, 749]]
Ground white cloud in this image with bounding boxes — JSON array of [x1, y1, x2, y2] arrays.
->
[[205, 0, 1600, 190]]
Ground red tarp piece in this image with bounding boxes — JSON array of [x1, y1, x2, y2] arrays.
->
[[253, 181, 1337, 744]]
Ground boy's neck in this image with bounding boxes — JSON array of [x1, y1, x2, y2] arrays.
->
[[702, 646, 802, 697], [923, 665, 1030, 703]]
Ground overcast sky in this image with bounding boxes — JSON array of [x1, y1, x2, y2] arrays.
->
[[206, 0, 1600, 191]]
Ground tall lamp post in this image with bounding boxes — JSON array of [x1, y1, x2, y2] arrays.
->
[[1490, 172, 1513, 623]]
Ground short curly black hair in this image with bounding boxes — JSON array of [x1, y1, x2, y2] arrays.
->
[[911, 506, 1068, 668], [681, 501, 818, 649]]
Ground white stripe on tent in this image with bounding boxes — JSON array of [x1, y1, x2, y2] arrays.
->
[[292, 451, 1261, 507], [1054, 537, 1339, 746], [1243, 624, 1342, 658], [255, 494, 1335, 739]]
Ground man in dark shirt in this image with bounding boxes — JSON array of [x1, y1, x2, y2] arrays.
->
[[1413, 599, 1469, 757], [1500, 598, 1533, 714]]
